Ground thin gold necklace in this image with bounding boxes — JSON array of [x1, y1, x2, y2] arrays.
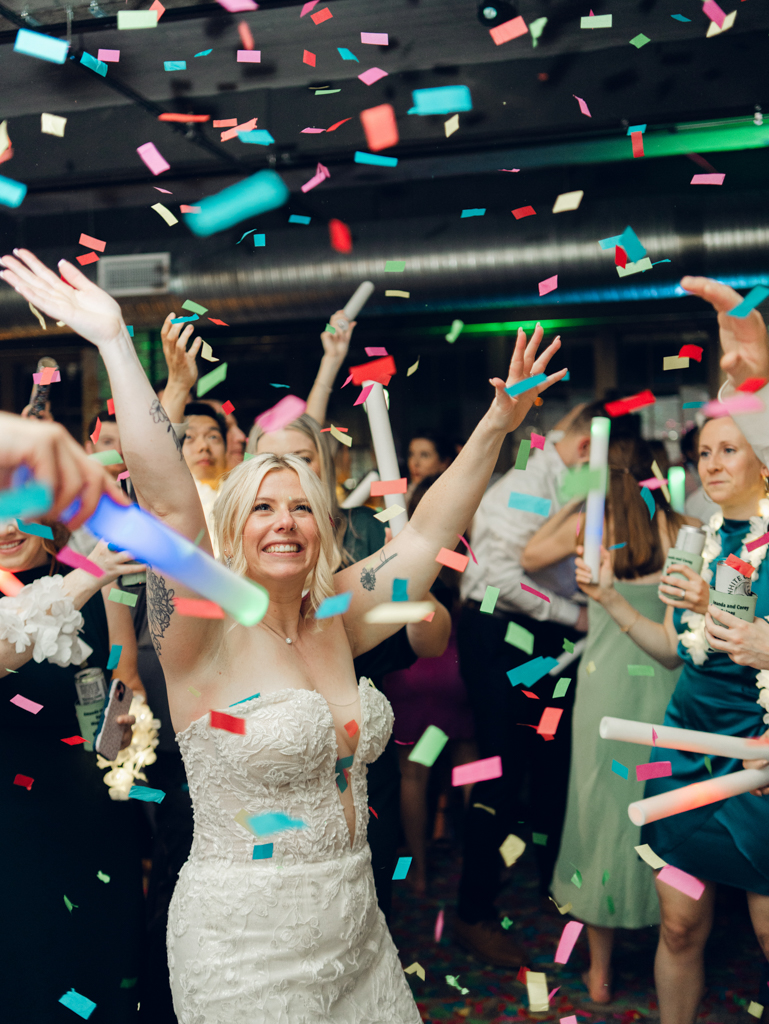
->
[[258, 620, 297, 646]]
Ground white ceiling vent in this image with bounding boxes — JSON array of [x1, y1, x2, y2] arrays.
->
[[97, 252, 171, 296]]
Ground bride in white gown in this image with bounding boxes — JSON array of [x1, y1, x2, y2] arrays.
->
[[0, 248, 567, 1024]]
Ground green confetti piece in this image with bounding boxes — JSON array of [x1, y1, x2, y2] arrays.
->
[[182, 299, 208, 315], [529, 15, 547, 47], [514, 439, 531, 471], [607, 894, 616, 915], [504, 620, 534, 655], [445, 319, 464, 343], [325, 323, 336, 334], [557, 464, 605, 502], [571, 869, 582, 888], [64, 895, 77, 912], [97, 870, 110, 883], [532, 832, 548, 846], [120, 978, 138, 989], [385, 260, 406, 272], [408, 724, 449, 767], [628, 664, 655, 676], [243, 452, 255, 461], [501, 916, 514, 930], [552, 677, 571, 698], [108, 589, 138, 607], [630, 33, 650, 48], [193, 528, 206, 546], [563, 638, 575, 653], [602, 869, 610, 886], [704, 755, 712, 775], [197, 361, 228, 397], [479, 585, 499, 614], [88, 449, 124, 466]]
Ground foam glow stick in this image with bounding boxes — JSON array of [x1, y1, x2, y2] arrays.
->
[[362, 381, 408, 536], [342, 280, 375, 323], [583, 417, 611, 582], [83, 496, 269, 626], [627, 765, 769, 826], [599, 716, 769, 761], [668, 465, 686, 513], [340, 469, 379, 509]]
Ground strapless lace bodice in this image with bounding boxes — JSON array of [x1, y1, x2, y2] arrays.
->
[[167, 679, 420, 1024]]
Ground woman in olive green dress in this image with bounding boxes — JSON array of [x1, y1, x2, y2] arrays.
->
[[522, 436, 692, 1003]]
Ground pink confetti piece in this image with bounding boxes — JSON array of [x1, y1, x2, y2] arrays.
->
[[361, 32, 389, 45], [436, 547, 469, 572], [353, 383, 375, 406], [574, 94, 592, 117], [691, 173, 725, 185], [154, 187, 173, 194], [300, 0, 319, 14], [548, 988, 561, 1004], [79, 232, 106, 252], [499, 168, 521, 172], [658, 864, 705, 900], [652, 727, 658, 744], [703, 393, 764, 418], [561, 1017, 579, 1024], [746, 531, 769, 553], [358, 67, 388, 86], [521, 582, 550, 602], [33, 368, 60, 385], [180, 205, 201, 213], [217, 0, 258, 11], [221, 117, 257, 142], [137, 141, 170, 176], [237, 50, 262, 62], [301, 127, 325, 133], [434, 908, 444, 942], [636, 761, 672, 781], [97, 48, 120, 62], [255, 394, 307, 433], [10, 694, 43, 714], [702, 0, 726, 27], [56, 545, 105, 577], [537, 706, 563, 739], [457, 533, 478, 564], [341, 373, 353, 388], [365, 347, 389, 356], [638, 476, 665, 490], [301, 161, 330, 193], [530, 432, 545, 450], [554, 920, 583, 964], [451, 755, 503, 786], [538, 274, 558, 296], [117, 470, 130, 481]]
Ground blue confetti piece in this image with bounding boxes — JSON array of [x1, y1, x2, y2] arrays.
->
[[194, 49, 213, 57], [252, 843, 274, 859], [508, 492, 552, 516], [15, 518, 54, 539], [164, 60, 187, 71], [337, 47, 359, 61], [354, 151, 398, 167], [247, 812, 305, 836], [611, 759, 629, 780], [671, 14, 691, 22], [598, 233, 624, 250], [315, 591, 353, 619], [126, 325, 134, 337], [230, 692, 260, 706], [608, 542, 627, 550], [239, 130, 276, 145], [269, 383, 290, 387], [170, 314, 198, 323], [0, 480, 51, 520], [728, 285, 769, 319], [289, 214, 311, 224], [562, 370, 570, 381], [504, 373, 548, 398], [640, 485, 656, 519], [392, 856, 412, 879], [106, 644, 123, 670], [618, 226, 647, 263], [184, 169, 289, 238], [237, 229, 256, 244], [683, 401, 705, 409], [626, 124, 647, 135], [0, 173, 27, 209], [408, 85, 473, 116], [506, 656, 560, 688], [129, 785, 166, 804], [392, 579, 409, 602], [461, 208, 486, 218], [253, 234, 266, 247], [80, 51, 107, 76], [14, 27, 68, 64], [59, 989, 97, 1019]]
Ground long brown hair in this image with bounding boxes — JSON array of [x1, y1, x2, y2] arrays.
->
[[605, 437, 684, 580]]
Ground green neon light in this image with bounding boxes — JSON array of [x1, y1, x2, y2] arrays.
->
[[424, 317, 616, 334]]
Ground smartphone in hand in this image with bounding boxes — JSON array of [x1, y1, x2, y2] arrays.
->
[[94, 679, 133, 761]]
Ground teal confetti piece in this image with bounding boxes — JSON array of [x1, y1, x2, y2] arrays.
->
[[728, 286, 769, 319], [194, 49, 213, 56], [59, 989, 97, 1020], [0, 480, 51, 520], [197, 362, 228, 397], [608, 542, 627, 550], [627, 124, 647, 135], [602, 869, 610, 886], [532, 832, 548, 845], [504, 373, 548, 398], [246, 812, 305, 836], [392, 579, 409, 602], [337, 47, 359, 61], [237, 229, 256, 244], [239, 130, 276, 145], [408, 85, 472, 116], [393, 856, 412, 879], [618, 226, 647, 263], [16, 519, 53, 539], [571, 869, 582, 888], [129, 784, 165, 803], [683, 401, 705, 409], [14, 27, 68, 64], [315, 591, 353, 619], [611, 759, 629, 779], [252, 234, 266, 247], [552, 677, 571, 698], [0, 173, 27, 209], [507, 492, 552, 516], [671, 14, 690, 22], [126, 325, 134, 337], [354, 151, 398, 167], [106, 644, 122, 670], [170, 314, 199, 323], [164, 60, 186, 71], [252, 843, 274, 859], [229, 692, 260, 706], [182, 299, 208, 315], [461, 208, 486, 218], [640, 485, 656, 519], [183, 169, 289, 239], [81, 51, 108, 76], [479, 586, 499, 613], [269, 383, 290, 388], [505, 621, 534, 655], [507, 656, 559, 688], [628, 664, 655, 676], [385, 260, 406, 272], [289, 214, 311, 224], [335, 754, 354, 791], [514, 440, 531, 470]]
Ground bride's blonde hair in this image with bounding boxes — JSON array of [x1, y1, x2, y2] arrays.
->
[[211, 453, 336, 619]]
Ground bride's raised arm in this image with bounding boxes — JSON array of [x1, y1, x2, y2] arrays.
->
[[336, 326, 567, 655]]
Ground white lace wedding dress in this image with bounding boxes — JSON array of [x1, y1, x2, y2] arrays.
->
[[167, 678, 421, 1024]]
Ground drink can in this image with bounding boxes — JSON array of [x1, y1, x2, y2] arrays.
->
[[74, 667, 106, 705], [715, 560, 752, 596], [674, 525, 706, 556]]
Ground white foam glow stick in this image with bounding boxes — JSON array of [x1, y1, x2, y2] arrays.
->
[[336, 281, 375, 330], [547, 637, 587, 675], [627, 765, 769, 825], [363, 381, 408, 536], [583, 416, 611, 582], [599, 716, 769, 762], [340, 469, 380, 509]]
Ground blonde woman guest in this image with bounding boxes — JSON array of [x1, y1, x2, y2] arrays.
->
[[0, 248, 565, 1023]]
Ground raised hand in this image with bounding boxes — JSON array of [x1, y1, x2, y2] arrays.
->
[[161, 314, 202, 394], [88, 540, 146, 584], [575, 544, 615, 603], [0, 249, 125, 350], [485, 324, 567, 435], [680, 276, 769, 388], [321, 309, 357, 363]]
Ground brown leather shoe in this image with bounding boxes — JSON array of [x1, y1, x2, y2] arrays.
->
[[452, 917, 525, 969]]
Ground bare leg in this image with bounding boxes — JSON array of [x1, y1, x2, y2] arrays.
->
[[583, 925, 614, 1003], [451, 738, 479, 807], [397, 745, 430, 896], [654, 873, 716, 1024], [746, 891, 769, 965]]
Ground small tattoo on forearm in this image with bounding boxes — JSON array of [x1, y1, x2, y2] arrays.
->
[[147, 569, 175, 655], [360, 551, 398, 592], [150, 397, 184, 460]]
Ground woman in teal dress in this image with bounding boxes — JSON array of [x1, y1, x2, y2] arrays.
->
[[576, 414, 769, 1024]]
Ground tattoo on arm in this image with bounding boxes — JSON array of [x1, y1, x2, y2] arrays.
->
[[147, 569, 175, 655], [360, 551, 398, 592], [150, 397, 184, 460]]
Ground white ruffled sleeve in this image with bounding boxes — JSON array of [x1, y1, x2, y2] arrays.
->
[[0, 574, 93, 668]]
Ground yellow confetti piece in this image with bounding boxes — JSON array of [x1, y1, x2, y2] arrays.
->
[[386, 290, 410, 298], [373, 504, 405, 523], [663, 355, 689, 371], [407, 357, 420, 376], [28, 302, 46, 330], [201, 340, 219, 362], [525, 971, 549, 1013], [748, 1002, 763, 1019], [473, 802, 496, 815], [151, 202, 179, 226], [329, 424, 352, 447], [634, 843, 668, 869], [552, 189, 584, 213], [499, 833, 526, 867], [549, 896, 572, 914], [586, 660, 596, 674], [444, 114, 459, 137], [188, 686, 201, 697], [651, 459, 671, 503], [404, 962, 425, 981]]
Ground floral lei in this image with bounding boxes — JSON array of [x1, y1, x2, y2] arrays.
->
[[678, 499, 769, 723]]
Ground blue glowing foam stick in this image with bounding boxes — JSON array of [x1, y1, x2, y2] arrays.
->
[[83, 496, 269, 626], [183, 169, 289, 238]]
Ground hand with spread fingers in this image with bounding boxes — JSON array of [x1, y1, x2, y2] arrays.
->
[[484, 324, 567, 435], [705, 605, 769, 669], [161, 313, 203, 395], [657, 563, 710, 615], [321, 310, 357, 362]]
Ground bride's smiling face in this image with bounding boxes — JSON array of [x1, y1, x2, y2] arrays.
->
[[241, 469, 320, 585], [0, 522, 48, 573]]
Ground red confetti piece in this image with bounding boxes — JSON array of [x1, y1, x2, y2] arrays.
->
[[174, 597, 225, 618], [329, 218, 353, 253], [13, 773, 33, 790], [436, 547, 469, 572], [208, 318, 229, 326], [678, 344, 703, 362], [536, 706, 563, 739], [90, 418, 101, 444], [370, 478, 407, 496], [326, 117, 352, 132], [631, 131, 644, 158], [615, 245, 628, 268], [77, 252, 99, 266], [210, 710, 246, 734], [158, 113, 210, 123], [517, 966, 531, 982], [107, 398, 115, 415], [489, 15, 528, 45], [221, 400, 235, 416], [61, 735, 87, 745], [213, 119, 238, 128], [310, 6, 332, 24], [725, 552, 755, 578], [604, 388, 656, 417], [368, 805, 378, 818], [360, 102, 398, 152], [349, 355, 397, 386], [344, 719, 358, 736], [238, 20, 255, 49], [180, 205, 201, 213], [521, 690, 540, 699], [738, 377, 768, 393], [79, 233, 106, 252], [303, 49, 316, 66], [512, 205, 536, 219]]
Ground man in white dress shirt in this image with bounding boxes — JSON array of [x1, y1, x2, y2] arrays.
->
[[452, 402, 605, 967]]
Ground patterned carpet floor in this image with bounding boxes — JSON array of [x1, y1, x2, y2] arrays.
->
[[390, 834, 763, 1024]]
